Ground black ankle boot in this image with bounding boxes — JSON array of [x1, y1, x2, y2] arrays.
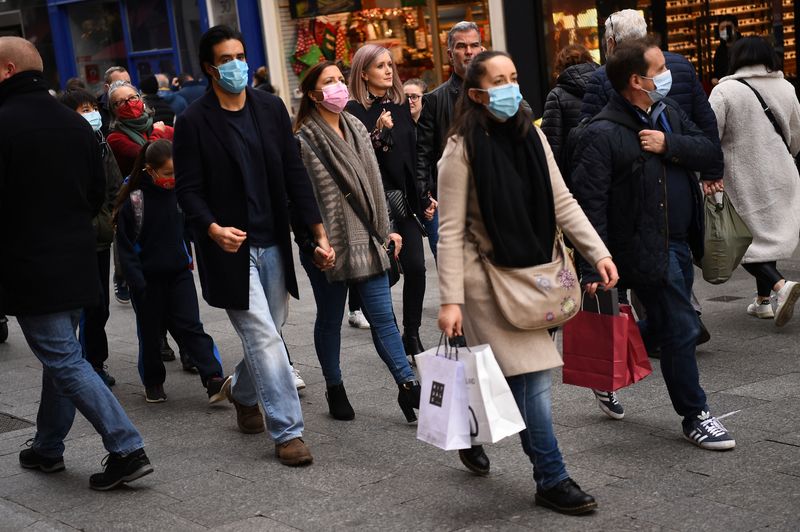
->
[[397, 380, 421, 422], [535, 478, 597, 515], [326, 383, 355, 421], [458, 445, 490, 476], [402, 333, 425, 366]]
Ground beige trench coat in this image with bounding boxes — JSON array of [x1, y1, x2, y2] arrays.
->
[[437, 128, 611, 377]]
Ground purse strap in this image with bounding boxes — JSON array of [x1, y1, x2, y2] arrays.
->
[[737, 79, 792, 155], [297, 131, 387, 247]]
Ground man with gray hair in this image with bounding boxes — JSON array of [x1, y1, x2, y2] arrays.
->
[[155, 72, 188, 116], [0, 36, 152, 490], [98, 65, 130, 135]]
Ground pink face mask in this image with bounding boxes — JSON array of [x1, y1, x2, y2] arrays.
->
[[319, 82, 349, 114]]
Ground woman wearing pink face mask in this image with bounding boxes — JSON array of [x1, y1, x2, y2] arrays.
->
[[293, 61, 420, 423]]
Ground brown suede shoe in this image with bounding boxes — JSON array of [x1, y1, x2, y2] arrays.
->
[[275, 438, 313, 467], [222, 377, 264, 434]]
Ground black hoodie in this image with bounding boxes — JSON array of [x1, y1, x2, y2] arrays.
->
[[541, 62, 598, 170]]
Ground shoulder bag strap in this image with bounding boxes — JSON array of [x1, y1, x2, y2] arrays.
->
[[297, 131, 386, 245], [737, 79, 791, 154]]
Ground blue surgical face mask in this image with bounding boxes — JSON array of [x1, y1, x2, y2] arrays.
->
[[82, 110, 102, 132], [641, 70, 672, 103], [212, 59, 249, 94], [483, 83, 522, 121]]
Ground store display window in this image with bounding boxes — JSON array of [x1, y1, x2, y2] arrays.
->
[[0, 0, 58, 89], [66, 1, 127, 94], [541, 0, 600, 85]]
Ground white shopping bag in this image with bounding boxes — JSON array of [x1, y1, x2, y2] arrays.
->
[[415, 346, 471, 450], [459, 344, 526, 445]]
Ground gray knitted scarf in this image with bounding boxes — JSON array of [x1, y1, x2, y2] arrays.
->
[[298, 111, 390, 283]]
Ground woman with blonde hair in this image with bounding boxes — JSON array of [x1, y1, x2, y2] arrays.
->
[[346, 44, 429, 364]]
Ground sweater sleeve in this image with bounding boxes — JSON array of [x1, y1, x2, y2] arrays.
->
[[174, 113, 217, 233], [278, 101, 323, 227], [415, 93, 437, 207], [436, 136, 470, 305], [114, 198, 146, 294]]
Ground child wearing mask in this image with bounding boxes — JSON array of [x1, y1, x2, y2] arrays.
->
[[113, 140, 230, 403], [58, 89, 123, 388]]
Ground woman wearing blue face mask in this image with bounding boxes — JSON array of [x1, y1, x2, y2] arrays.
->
[[437, 51, 618, 515], [58, 89, 124, 388]]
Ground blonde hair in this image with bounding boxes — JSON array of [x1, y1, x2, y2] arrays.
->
[[348, 44, 405, 108]]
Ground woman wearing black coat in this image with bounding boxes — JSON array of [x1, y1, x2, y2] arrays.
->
[[541, 45, 598, 175], [346, 44, 428, 361]]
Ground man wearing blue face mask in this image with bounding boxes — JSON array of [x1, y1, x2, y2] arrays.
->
[[174, 26, 329, 467], [571, 37, 734, 452], [58, 88, 124, 388]]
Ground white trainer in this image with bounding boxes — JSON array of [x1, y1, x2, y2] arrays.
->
[[348, 310, 371, 329], [774, 281, 800, 327], [292, 367, 306, 391], [746, 298, 774, 319]]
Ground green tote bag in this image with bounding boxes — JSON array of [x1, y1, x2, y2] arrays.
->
[[700, 192, 753, 284]]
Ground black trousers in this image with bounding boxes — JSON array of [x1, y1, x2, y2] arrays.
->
[[396, 216, 426, 334], [131, 269, 223, 387], [742, 261, 783, 297], [80, 248, 110, 369]]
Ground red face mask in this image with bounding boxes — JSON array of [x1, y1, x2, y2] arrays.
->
[[117, 99, 145, 120], [150, 170, 175, 190]]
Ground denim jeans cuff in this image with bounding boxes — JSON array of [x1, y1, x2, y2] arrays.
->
[[114, 443, 145, 457], [538, 471, 571, 491], [275, 434, 303, 446]]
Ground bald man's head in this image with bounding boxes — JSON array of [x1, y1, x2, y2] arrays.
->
[[0, 36, 43, 84]]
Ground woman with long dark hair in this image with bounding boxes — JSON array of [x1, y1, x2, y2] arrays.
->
[[293, 61, 420, 423], [437, 51, 618, 515], [346, 44, 428, 363], [709, 36, 800, 326]]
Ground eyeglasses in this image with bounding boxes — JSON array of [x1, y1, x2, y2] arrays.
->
[[406, 94, 422, 101], [608, 14, 615, 38], [112, 94, 140, 109]]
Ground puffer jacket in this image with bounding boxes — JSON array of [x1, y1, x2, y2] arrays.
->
[[580, 51, 722, 180], [571, 92, 722, 288], [94, 136, 123, 251], [541, 62, 598, 171]]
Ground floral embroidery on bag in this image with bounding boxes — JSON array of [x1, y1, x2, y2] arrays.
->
[[557, 268, 576, 289], [536, 277, 552, 291], [545, 312, 555, 322], [561, 296, 577, 315]]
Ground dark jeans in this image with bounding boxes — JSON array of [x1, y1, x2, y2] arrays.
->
[[396, 216, 426, 334], [423, 208, 439, 261], [635, 240, 707, 420], [130, 269, 223, 388], [742, 261, 784, 297], [300, 253, 415, 386], [348, 287, 361, 313], [79, 248, 110, 370]]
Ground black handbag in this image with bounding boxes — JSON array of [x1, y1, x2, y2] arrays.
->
[[385, 189, 428, 237], [297, 132, 403, 286]]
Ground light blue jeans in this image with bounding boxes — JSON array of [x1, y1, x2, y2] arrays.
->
[[17, 310, 144, 457], [226, 246, 304, 444]]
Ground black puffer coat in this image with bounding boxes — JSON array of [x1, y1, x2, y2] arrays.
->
[[541, 62, 598, 171]]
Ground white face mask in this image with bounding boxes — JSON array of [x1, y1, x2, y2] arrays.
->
[[720, 29, 729, 41]]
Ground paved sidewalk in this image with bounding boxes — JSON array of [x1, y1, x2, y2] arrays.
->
[[0, 247, 799, 531]]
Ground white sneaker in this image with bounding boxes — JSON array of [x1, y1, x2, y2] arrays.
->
[[348, 310, 371, 329], [774, 281, 800, 327], [746, 298, 774, 319], [292, 367, 306, 391]]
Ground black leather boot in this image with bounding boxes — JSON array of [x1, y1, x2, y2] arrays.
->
[[397, 380, 420, 422], [535, 478, 597, 515], [402, 333, 424, 366], [459, 445, 490, 476], [326, 383, 355, 421]]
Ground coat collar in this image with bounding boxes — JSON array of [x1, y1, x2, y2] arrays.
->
[[0, 70, 48, 105], [720, 64, 784, 83]]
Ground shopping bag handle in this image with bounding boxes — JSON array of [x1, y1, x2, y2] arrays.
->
[[434, 333, 471, 359], [579, 290, 601, 312]]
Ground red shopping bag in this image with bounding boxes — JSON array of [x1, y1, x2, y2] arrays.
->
[[562, 306, 630, 391], [620, 305, 652, 384]]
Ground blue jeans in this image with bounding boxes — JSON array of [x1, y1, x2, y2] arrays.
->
[[300, 253, 416, 386], [17, 310, 143, 458], [507, 370, 569, 491], [424, 209, 439, 261], [635, 240, 707, 420], [225, 246, 304, 444]]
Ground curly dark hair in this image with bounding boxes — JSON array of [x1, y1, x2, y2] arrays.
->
[[553, 44, 594, 78]]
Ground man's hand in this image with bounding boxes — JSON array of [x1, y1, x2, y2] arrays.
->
[[438, 304, 463, 337], [424, 197, 438, 221], [639, 129, 667, 154], [387, 233, 403, 258], [208, 223, 246, 253], [584, 257, 619, 296], [702, 179, 725, 196]]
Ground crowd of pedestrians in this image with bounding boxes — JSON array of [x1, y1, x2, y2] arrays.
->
[[1, 8, 799, 515]]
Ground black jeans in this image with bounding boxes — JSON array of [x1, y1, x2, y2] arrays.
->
[[395, 216, 426, 334], [79, 248, 111, 370], [131, 269, 223, 388], [348, 286, 361, 313], [742, 262, 783, 297]]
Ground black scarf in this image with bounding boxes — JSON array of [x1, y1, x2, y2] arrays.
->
[[469, 120, 555, 267]]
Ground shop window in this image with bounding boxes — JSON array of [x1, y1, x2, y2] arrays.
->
[[209, 0, 240, 29], [0, 1, 58, 89], [174, 0, 203, 77], [126, 0, 172, 52], [66, 1, 127, 94], [542, 0, 601, 86]]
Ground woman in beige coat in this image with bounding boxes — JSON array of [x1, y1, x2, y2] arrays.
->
[[437, 51, 618, 516]]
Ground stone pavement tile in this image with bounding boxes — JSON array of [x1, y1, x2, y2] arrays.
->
[[699, 471, 800, 519], [210, 515, 300, 531], [450, 519, 535, 531], [556, 418, 661, 456], [54, 502, 206, 532], [505, 510, 667, 531], [627, 496, 784, 531], [724, 398, 800, 435], [152, 469, 255, 502], [723, 374, 800, 401]]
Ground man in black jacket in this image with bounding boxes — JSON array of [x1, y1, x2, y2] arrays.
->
[[175, 26, 331, 467], [415, 21, 483, 258], [572, 38, 735, 452], [0, 37, 151, 490]]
